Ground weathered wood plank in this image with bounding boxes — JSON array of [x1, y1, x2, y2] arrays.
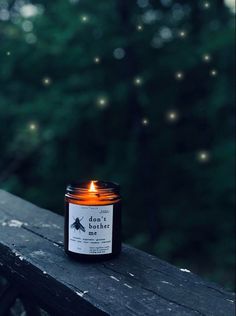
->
[[0, 190, 235, 316]]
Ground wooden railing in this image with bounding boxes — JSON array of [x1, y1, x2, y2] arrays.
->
[[0, 190, 235, 316]]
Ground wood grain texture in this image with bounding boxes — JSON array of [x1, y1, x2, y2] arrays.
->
[[0, 190, 235, 316]]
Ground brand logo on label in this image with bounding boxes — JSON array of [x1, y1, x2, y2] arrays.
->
[[70, 217, 86, 232]]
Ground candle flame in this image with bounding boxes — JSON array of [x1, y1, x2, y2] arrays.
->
[[89, 181, 97, 192]]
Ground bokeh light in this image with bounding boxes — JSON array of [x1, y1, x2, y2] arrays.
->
[[113, 48, 126, 60]]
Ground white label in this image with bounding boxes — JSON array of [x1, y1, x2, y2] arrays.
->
[[68, 203, 113, 255]]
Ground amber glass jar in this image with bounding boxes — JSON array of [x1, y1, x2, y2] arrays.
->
[[64, 180, 121, 262]]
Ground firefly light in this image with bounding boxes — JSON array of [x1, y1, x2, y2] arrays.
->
[[166, 110, 178, 122], [42, 77, 52, 86], [210, 69, 218, 76], [203, 54, 211, 62], [134, 76, 143, 86], [142, 117, 149, 126], [175, 72, 184, 80], [179, 30, 187, 38], [203, 2, 210, 8], [81, 15, 88, 22], [29, 122, 38, 131], [97, 97, 108, 109], [94, 56, 100, 64], [137, 25, 143, 31], [197, 150, 210, 163]]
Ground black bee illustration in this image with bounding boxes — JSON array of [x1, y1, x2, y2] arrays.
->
[[71, 217, 85, 232]]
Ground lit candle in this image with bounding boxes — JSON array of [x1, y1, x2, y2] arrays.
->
[[64, 180, 122, 261]]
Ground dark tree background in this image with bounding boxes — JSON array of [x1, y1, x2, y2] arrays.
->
[[0, 0, 235, 289]]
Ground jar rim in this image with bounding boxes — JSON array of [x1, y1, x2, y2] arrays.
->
[[66, 180, 120, 193]]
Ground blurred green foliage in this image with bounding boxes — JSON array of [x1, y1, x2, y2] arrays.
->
[[0, 0, 235, 289]]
